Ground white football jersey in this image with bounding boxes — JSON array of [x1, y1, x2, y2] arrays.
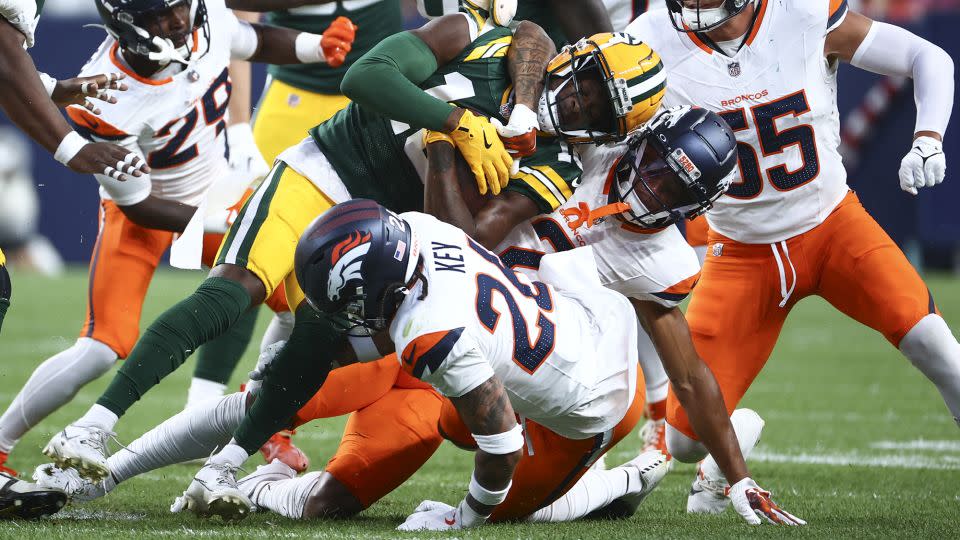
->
[[627, 0, 851, 244], [603, 0, 664, 31], [67, 0, 244, 207], [392, 212, 638, 440], [496, 143, 701, 308]]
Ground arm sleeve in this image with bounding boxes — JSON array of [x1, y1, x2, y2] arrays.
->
[[339, 31, 455, 132], [229, 16, 260, 60], [233, 303, 342, 455], [849, 21, 955, 137]]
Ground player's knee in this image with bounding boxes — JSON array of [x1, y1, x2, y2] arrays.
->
[[665, 424, 708, 463], [301, 473, 364, 519], [209, 263, 267, 305]]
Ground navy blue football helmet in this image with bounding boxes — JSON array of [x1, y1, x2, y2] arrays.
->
[[295, 199, 421, 334], [608, 106, 737, 229], [94, 0, 209, 66]]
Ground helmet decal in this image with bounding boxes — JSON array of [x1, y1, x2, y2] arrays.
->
[[327, 231, 372, 303]]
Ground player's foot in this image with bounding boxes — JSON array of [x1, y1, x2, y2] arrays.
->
[[639, 418, 672, 461], [43, 423, 114, 481], [259, 430, 309, 473], [171, 462, 252, 521], [616, 450, 671, 510], [237, 459, 297, 511], [686, 462, 730, 514], [0, 472, 67, 519], [0, 452, 17, 476], [32, 464, 109, 503]]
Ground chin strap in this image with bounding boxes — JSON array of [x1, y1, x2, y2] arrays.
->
[[560, 202, 630, 232]]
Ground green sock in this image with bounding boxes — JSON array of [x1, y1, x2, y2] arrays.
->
[[0, 263, 10, 335], [97, 277, 252, 417], [193, 306, 260, 385], [0, 298, 8, 335], [234, 304, 341, 454]]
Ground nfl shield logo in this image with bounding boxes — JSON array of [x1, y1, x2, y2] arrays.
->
[[728, 62, 742, 77]]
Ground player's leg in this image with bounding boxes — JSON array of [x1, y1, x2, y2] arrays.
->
[[241, 387, 444, 519], [814, 193, 960, 425], [251, 79, 351, 164], [0, 202, 168, 470], [0, 248, 9, 335], [47, 164, 335, 478]]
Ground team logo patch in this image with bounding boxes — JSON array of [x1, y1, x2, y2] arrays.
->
[[712, 243, 724, 257], [287, 93, 301, 107], [327, 231, 372, 302], [728, 62, 742, 78]]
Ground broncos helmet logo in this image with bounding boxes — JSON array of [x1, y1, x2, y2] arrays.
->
[[327, 231, 372, 303]]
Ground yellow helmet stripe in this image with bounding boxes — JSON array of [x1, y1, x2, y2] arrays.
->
[[626, 62, 667, 105]]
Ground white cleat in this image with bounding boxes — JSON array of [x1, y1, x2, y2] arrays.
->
[[614, 449, 671, 512], [237, 459, 297, 511], [171, 462, 253, 522], [639, 418, 673, 468], [42, 423, 114, 481], [686, 463, 730, 514], [32, 464, 109, 503]]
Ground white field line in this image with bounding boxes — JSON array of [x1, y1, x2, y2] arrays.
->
[[869, 439, 960, 452], [751, 449, 960, 470]]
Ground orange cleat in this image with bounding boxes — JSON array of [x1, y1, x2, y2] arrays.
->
[[0, 452, 17, 476], [259, 430, 309, 473]]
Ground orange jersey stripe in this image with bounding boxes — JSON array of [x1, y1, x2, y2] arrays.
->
[[744, 0, 769, 46], [662, 272, 701, 296], [66, 106, 129, 139]]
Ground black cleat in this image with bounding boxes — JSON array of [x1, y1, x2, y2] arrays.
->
[[0, 472, 67, 519]]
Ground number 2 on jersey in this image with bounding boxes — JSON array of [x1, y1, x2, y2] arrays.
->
[[720, 90, 820, 199], [148, 68, 232, 169], [469, 238, 555, 374]]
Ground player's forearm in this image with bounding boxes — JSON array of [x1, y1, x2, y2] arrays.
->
[[0, 20, 72, 153], [425, 140, 479, 236], [247, 24, 311, 65], [471, 192, 539, 250], [119, 197, 197, 232], [467, 449, 521, 516], [233, 304, 342, 454], [547, 0, 612, 40], [340, 32, 455, 132], [507, 21, 555, 112], [228, 12, 257, 125]]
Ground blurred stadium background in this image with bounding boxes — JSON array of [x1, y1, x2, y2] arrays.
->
[[0, 0, 958, 274]]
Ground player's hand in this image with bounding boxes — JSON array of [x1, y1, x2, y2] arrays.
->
[[396, 500, 461, 531], [226, 123, 270, 183], [491, 103, 538, 159], [728, 477, 805, 526], [52, 73, 127, 115], [322, 16, 356, 68], [899, 135, 946, 195], [68, 142, 149, 181], [448, 109, 513, 196]]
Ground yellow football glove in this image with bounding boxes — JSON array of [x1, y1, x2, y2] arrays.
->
[[423, 130, 455, 147], [448, 109, 513, 196]]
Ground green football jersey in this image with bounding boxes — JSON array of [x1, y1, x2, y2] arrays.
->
[[267, 0, 402, 95], [309, 23, 581, 214]]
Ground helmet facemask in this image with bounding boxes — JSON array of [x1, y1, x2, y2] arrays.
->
[[667, 0, 755, 33], [95, 0, 210, 68], [538, 41, 623, 145]]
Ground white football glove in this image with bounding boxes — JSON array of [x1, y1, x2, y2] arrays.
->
[[244, 340, 287, 396], [728, 477, 805, 526], [397, 500, 460, 531], [227, 123, 271, 183], [899, 135, 946, 195]]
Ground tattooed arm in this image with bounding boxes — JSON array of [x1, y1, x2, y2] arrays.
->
[[450, 375, 523, 516], [508, 21, 555, 111]]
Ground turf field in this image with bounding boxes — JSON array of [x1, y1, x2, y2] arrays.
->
[[0, 267, 957, 539]]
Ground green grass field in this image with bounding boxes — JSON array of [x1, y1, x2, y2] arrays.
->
[[0, 267, 957, 539]]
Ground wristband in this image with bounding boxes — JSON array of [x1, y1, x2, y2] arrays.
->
[[457, 498, 488, 528], [295, 33, 325, 63], [468, 473, 511, 506], [54, 131, 89, 165], [38, 72, 57, 97], [472, 423, 524, 455]]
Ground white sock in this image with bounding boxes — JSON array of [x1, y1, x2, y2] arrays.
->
[[0, 338, 117, 451], [109, 392, 247, 483], [528, 466, 640, 522], [78, 404, 120, 431], [637, 327, 669, 403], [260, 312, 294, 355], [185, 377, 227, 410], [210, 441, 251, 467], [249, 472, 322, 519], [899, 314, 960, 425], [700, 408, 765, 483]]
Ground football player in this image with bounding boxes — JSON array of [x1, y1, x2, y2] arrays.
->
[[33, 108, 800, 527], [43, 4, 664, 482], [0, 0, 353, 476], [625, 0, 959, 514]]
